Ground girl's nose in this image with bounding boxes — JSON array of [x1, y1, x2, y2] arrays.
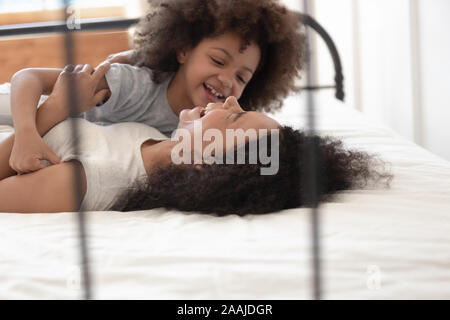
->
[[217, 72, 232, 90]]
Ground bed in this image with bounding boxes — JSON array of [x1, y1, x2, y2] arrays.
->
[[1, 81, 450, 299], [1, 11, 450, 299]]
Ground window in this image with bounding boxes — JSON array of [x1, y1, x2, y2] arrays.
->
[[0, 0, 142, 84], [0, 0, 142, 25], [0, 0, 127, 13]]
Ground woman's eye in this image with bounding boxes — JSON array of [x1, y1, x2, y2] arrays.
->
[[237, 76, 246, 84], [233, 112, 246, 121]]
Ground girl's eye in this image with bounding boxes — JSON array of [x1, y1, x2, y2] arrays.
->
[[211, 58, 224, 66], [211, 57, 246, 84]]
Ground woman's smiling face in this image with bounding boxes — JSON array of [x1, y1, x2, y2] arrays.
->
[[175, 96, 279, 149], [175, 32, 261, 108]]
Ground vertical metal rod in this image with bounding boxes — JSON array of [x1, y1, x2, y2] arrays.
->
[[302, 0, 322, 300], [62, 1, 92, 300]]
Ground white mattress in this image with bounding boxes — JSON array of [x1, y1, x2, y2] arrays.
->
[[1, 90, 449, 299]]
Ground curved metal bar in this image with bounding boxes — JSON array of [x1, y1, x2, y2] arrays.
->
[[0, 15, 344, 102], [300, 13, 345, 102], [0, 18, 140, 36], [300, 1, 322, 300]]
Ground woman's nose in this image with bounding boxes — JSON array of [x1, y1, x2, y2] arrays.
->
[[223, 96, 243, 112]]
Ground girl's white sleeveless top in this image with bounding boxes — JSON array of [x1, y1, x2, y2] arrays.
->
[[43, 118, 169, 211]]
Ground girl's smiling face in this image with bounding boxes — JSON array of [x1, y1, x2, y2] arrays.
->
[[170, 32, 261, 110]]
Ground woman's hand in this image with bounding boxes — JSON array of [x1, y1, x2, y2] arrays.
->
[[9, 62, 111, 175], [106, 50, 134, 65], [49, 62, 111, 117]]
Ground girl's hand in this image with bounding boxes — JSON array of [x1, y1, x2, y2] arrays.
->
[[10, 128, 61, 174], [50, 62, 111, 117], [106, 50, 134, 65], [9, 62, 111, 174]]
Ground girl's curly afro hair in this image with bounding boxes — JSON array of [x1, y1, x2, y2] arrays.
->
[[131, 0, 306, 113], [113, 126, 393, 216]]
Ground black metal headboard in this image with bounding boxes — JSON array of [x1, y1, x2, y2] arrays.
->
[[299, 13, 345, 102], [0, 14, 344, 102]]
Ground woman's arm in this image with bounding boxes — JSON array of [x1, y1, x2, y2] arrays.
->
[[0, 94, 68, 180], [0, 160, 87, 213], [11, 68, 66, 134], [0, 64, 111, 213], [1, 63, 111, 180], [0, 96, 87, 213], [9, 63, 110, 174], [10, 66, 109, 132]]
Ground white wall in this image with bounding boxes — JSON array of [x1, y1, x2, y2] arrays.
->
[[358, 0, 414, 137], [416, 0, 450, 161], [281, 0, 450, 161]]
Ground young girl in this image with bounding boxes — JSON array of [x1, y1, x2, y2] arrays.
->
[[9, 0, 305, 175], [0, 66, 392, 214]]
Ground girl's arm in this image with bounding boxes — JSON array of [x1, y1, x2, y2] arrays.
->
[[10, 69, 64, 173], [11, 65, 109, 131], [2, 63, 111, 181], [0, 65, 111, 213], [11, 64, 110, 130], [106, 49, 134, 65], [0, 95, 87, 213], [0, 93, 70, 180], [11, 68, 62, 134], [9, 63, 110, 173]]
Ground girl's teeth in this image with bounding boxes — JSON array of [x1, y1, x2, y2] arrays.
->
[[205, 84, 223, 99]]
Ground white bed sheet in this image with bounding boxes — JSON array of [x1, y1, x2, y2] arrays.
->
[[1, 91, 449, 299]]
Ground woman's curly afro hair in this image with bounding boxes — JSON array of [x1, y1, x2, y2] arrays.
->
[[113, 127, 393, 216], [131, 0, 306, 113]]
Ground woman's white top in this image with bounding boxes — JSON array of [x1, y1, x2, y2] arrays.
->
[[43, 118, 169, 211]]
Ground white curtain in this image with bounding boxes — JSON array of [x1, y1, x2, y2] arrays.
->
[[280, 0, 450, 161]]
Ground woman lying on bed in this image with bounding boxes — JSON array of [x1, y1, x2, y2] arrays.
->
[[0, 67, 392, 215]]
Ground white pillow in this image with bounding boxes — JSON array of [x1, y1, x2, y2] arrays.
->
[[0, 83, 12, 126], [0, 83, 49, 127]]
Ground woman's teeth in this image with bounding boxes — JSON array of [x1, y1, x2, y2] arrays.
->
[[205, 83, 224, 99]]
